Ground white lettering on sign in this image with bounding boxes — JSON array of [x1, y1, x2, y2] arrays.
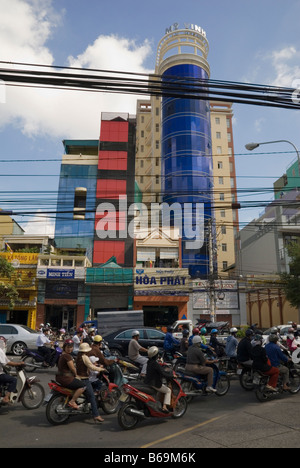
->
[[165, 23, 206, 37]]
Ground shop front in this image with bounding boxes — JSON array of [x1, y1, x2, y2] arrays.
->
[[133, 267, 190, 328]]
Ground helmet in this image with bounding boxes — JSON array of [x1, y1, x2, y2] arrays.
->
[[148, 346, 159, 358], [271, 327, 279, 334], [269, 334, 278, 343], [211, 329, 218, 334], [59, 328, 66, 334], [93, 335, 103, 343], [78, 343, 92, 353], [89, 356, 99, 364], [167, 326, 174, 333], [201, 328, 207, 335], [132, 330, 140, 337], [182, 329, 189, 336], [246, 329, 254, 337], [288, 328, 295, 334], [230, 327, 238, 334], [192, 335, 202, 345], [192, 327, 200, 335], [77, 328, 84, 333]]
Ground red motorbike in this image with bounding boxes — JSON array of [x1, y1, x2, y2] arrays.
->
[[45, 371, 121, 425], [118, 366, 188, 430]]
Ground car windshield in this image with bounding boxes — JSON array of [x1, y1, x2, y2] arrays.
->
[[19, 325, 38, 334]]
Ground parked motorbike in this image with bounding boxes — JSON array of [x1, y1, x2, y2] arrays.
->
[[45, 368, 121, 425], [22, 343, 63, 372], [117, 366, 187, 430], [253, 361, 300, 402], [177, 362, 230, 401], [0, 365, 45, 410]]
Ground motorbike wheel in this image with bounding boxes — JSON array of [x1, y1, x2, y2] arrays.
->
[[255, 385, 271, 403], [21, 383, 45, 409], [118, 402, 140, 430], [101, 388, 121, 414], [240, 369, 254, 391], [215, 375, 230, 396], [172, 396, 188, 419], [180, 381, 193, 403], [46, 394, 70, 425], [23, 356, 38, 372]]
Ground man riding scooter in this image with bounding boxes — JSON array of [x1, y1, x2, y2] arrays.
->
[[185, 336, 218, 393], [0, 338, 25, 404]]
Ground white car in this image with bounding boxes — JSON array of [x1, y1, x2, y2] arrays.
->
[[0, 324, 39, 356]]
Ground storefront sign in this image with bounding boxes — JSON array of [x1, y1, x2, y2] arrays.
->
[[192, 280, 239, 310], [0, 252, 39, 265], [135, 268, 190, 296], [47, 269, 75, 279]]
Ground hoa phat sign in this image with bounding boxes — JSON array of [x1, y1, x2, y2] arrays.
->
[[135, 268, 190, 296]]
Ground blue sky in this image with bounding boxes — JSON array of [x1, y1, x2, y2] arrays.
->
[[1, 0, 300, 234]]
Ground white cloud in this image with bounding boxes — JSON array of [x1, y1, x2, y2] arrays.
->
[[0, 0, 153, 139], [22, 210, 55, 237], [267, 46, 300, 88]]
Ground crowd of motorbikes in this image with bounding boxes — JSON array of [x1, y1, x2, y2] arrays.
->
[[1, 323, 300, 431]]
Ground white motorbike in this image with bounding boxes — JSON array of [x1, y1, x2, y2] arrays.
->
[[0, 365, 45, 410]]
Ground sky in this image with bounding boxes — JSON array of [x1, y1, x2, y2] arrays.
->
[[1, 0, 300, 237]]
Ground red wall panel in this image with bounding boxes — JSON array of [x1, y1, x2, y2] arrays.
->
[[93, 240, 125, 264], [100, 121, 129, 142], [96, 179, 127, 199], [98, 151, 128, 171]]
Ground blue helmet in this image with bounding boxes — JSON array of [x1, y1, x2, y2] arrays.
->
[[211, 329, 218, 334]]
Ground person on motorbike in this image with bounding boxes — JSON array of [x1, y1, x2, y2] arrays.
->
[[163, 326, 180, 358], [0, 347, 25, 404], [225, 328, 239, 358], [185, 336, 218, 393], [287, 328, 299, 353], [188, 327, 200, 346], [179, 329, 189, 356], [72, 328, 84, 355], [237, 328, 254, 366], [265, 334, 291, 391], [35, 328, 53, 367], [209, 329, 226, 357], [144, 346, 172, 413], [251, 334, 279, 392], [128, 330, 148, 376], [89, 335, 115, 367], [76, 342, 106, 423], [55, 339, 87, 411]]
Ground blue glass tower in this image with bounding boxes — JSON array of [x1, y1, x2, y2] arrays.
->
[[157, 26, 214, 277]]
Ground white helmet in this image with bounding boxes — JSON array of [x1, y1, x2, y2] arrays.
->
[[192, 335, 202, 345], [148, 346, 159, 358], [132, 330, 140, 337], [230, 327, 238, 334]]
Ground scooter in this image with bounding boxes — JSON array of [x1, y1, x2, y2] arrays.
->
[[118, 366, 187, 430], [45, 369, 121, 425], [0, 365, 45, 410], [177, 363, 230, 401], [253, 360, 300, 402], [238, 362, 255, 391], [22, 342, 62, 372]]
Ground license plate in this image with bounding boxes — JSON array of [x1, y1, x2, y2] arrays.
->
[[119, 393, 129, 403], [237, 369, 242, 375], [253, 377, 260, 385], [44, 392, 53, 403]]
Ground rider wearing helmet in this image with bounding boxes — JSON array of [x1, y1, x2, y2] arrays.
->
[[185, 336, 218, 393], [209, 329, 226, 357], [237, 328, 254, 366], [188, 328, 200, 346], [88, 335, 115, 367], [72, 328, 84, 355], [265, 334, 291, 391], [0, 341, 25, 404], [128, 330, 148, 376], [225, 328, 239, 358], [144, 346, 172, 413], [179, 329, 189, 356], [163, 326, 180, 356]]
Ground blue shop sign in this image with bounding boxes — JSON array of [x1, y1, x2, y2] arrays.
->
[[47, 269, 75, 279]]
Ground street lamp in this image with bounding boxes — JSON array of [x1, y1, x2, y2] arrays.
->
[[245, 140, 300, 175]]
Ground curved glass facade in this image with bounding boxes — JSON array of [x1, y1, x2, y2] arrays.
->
[[161, 64, 214, 276]]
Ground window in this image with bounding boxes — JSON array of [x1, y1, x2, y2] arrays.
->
[[217, 146, 222, 154], [215, 117, 220, 124], [227, 133, 232, 142], [146, 329, 165, 340], [116, 329, 145, 339], [223, 261, 228, 270], [156, 124, 159, 132], [219, 177, 224, 185], [222, 243, 227, 252], [74, 187, 87, 219], [220, 210, 226, 218], [220, 193, 225, 201], [221, 226, 227, 235], [218, 161, 223, 169], [140, 160, 144, 168], [0, 325, 18, 335], [216, 132, 221, 139]]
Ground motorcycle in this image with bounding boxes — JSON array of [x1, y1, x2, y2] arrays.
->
[[238, 362, 255, 391], [117, 366, 187, 430], [45, 367, 121, 425], [177, 362, 230, 401], [0, 365, 45, 410], [22, 342, 63, 372], [253, 361, 300, 402], [218, 356, 239, 378]]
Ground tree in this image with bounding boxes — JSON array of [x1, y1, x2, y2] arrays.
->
[[280, 243, 300, 309], [0, 257, 19, 308]]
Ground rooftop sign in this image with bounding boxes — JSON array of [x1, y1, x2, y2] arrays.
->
[[165, 23, 207, 38]]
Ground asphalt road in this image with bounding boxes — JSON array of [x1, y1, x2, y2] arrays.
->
[[1, 368, 300, 450]]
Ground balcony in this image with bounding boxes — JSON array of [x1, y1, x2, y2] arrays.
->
[[37, 255, 91, 280]]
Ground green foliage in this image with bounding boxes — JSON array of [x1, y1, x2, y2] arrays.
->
[[280, 242, 300, 308], [0, 257, 19, 308]]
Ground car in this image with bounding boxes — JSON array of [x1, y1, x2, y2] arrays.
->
[[103, 327, 166, 357], [0, 324, 39, 356]]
